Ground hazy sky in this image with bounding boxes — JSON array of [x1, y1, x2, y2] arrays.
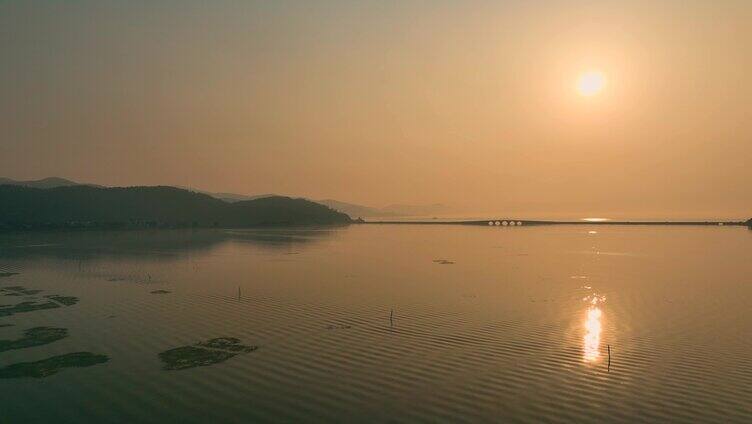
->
[[2, 1, 750, 218]]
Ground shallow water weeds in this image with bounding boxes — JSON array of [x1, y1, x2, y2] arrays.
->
[[0, 287, 79, 317], [0, 352, 109, 379], [160, 337, 257, 370], [0, 300, 61, 317], [45, 295, 79, 306], [0, 327, 68, 352], [2, 286, 43, 296]]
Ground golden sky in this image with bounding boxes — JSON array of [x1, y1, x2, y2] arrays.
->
[[1, 1, 750, 218]]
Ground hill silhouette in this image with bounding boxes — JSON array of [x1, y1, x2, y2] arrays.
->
[[0, 185, 351, 231], [0, 177, 96, 189], [1, 177, 448, 218]]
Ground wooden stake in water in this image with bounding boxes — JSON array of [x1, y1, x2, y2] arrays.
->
[[608, 345, 611, 372], [238, 286, 241, 299], [390, 308, 394, 326]]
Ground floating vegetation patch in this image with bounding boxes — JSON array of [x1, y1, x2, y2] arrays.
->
[[325, 324, 352, 330], [159, 337, 257, 371], [0, 323, 13, 328], [160, 346, 235, 371], [197, 337, 256, 353], [0, 272, 19, 278], [0, 327, 68, 352], [0, 300, 61, 317], [433, 259, 455, 265], [150, 290, 171, 295], [0, 352, 109, 379], [0, 293, 79, 317], [106, 275, 157, 283], [45, 295, 79, 306], [1, 286, 43, 296]]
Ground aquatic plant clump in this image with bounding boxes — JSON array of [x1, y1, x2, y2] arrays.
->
[[150, 290, 171, 294], [160, 337, 258, 370], [45, 295, 80, 306], [0, 352, 109, 379], [1, 286, 43, 296], [0, 327, 68, 352], [0, 272, 20, 278], [0, 290, 80, 317], [0, 300, 61, 317], [197, 337, 255, 353], [159, 346, 236, 371]]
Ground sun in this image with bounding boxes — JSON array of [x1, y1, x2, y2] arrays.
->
[[576, 71, 606, 96]]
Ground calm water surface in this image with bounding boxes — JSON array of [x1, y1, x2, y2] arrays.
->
[[1, 225, 750, 423]]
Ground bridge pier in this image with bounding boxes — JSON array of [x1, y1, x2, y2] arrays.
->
[[487, 220, 523, 227]]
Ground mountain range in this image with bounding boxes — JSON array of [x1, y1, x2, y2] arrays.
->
[[0, 177, 448, 218], [0, 177, 99, 189], [0, 184, 351, 231]]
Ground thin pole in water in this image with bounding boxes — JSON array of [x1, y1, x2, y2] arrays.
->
[[390, 308, 394, 326], [608, 345, 611, 372], [238, 286, 241, 299]]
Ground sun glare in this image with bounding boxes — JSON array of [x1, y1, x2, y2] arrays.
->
[[576, 71, 606, 96]]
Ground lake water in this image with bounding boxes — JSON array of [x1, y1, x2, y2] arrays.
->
[[1, 225, 751, 423]]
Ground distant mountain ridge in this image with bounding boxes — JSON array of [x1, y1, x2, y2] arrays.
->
[[0, 177, 99, 189], [0, 177, 274, 203], [174, 186, 275, 203], [0, 185, 351, 231], [1, 177, 448, 218], [317, 199, 396, 218], [317, 200, 449, 218]]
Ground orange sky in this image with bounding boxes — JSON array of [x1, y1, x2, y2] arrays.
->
[[1, 1, 750, 218]]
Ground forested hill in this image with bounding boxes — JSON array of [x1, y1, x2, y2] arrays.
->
[[0, 185, 352, 230]]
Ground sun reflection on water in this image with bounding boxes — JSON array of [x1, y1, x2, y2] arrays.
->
[[583, 293, 606, 362]]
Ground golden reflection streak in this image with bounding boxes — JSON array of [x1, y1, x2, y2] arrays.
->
[[583, 294, 605, 362]]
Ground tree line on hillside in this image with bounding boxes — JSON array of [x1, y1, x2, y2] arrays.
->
[[0, 185, 352, 231]]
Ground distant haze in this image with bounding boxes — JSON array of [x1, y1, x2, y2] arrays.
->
[[2, 1, 750, 219]]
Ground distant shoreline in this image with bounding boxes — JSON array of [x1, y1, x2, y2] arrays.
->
[[360, 219, 750, 227]]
